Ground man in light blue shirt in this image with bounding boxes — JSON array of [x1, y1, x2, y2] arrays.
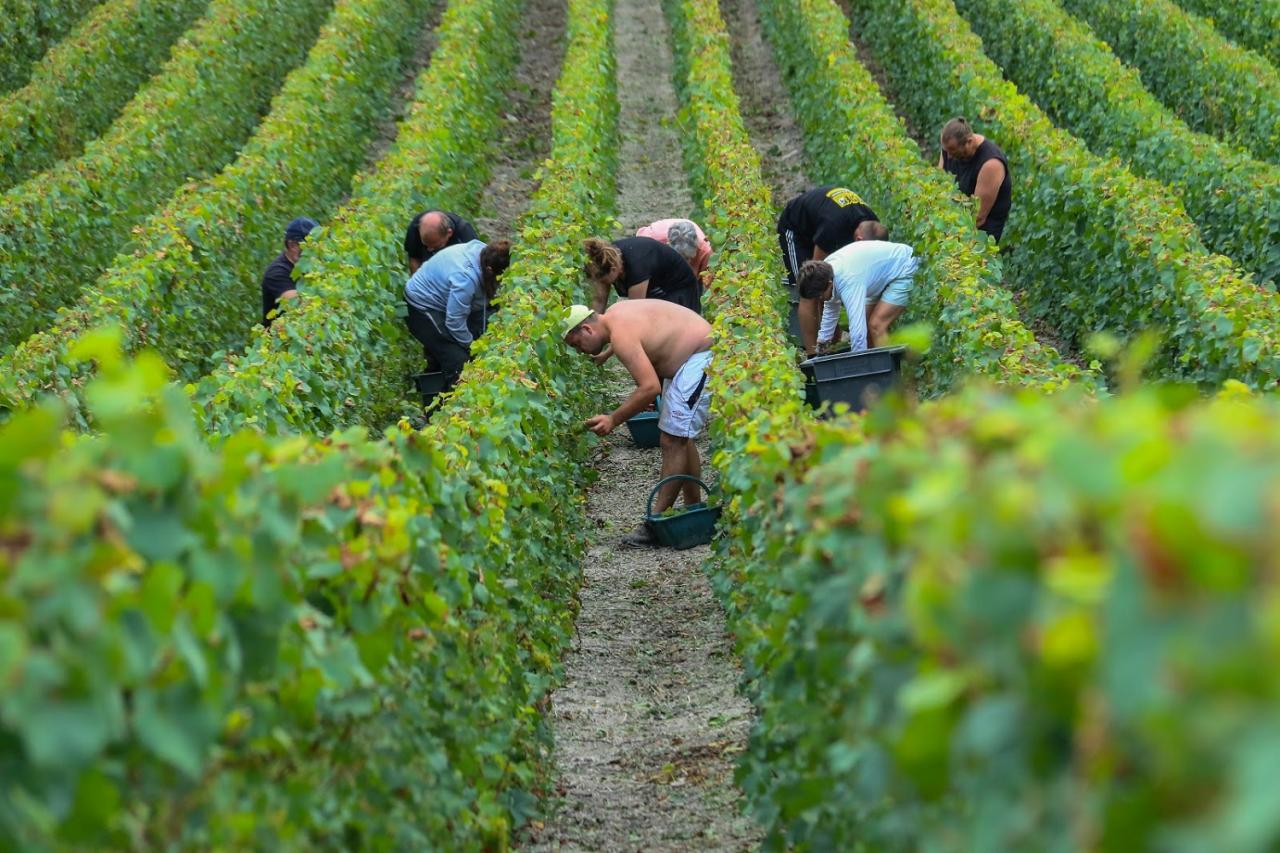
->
[[403, 238, 511, 390], [797, 222, 917, 353]]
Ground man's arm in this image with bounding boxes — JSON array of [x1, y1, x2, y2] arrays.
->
[[585, 332, 660, 435], [262, 265, 299, 314], [798, 296, 822, 357], [609, 334, 661, 422], [973, 159, 1005, 228], [817, 294, 840, 345], [842, 275, 870, 353]]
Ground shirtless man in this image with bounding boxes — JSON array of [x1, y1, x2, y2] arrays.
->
[[562, 300, 713, 545]]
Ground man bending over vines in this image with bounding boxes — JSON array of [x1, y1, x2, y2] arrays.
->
[[796, 222, 918, 354], [562, 300, 713, 547]]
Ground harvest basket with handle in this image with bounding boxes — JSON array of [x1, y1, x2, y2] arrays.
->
[[644, 475, 721, 549]]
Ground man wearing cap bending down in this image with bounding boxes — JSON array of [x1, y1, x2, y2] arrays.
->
[[563, 300, 713, 547], [261, 216, 318, 327]]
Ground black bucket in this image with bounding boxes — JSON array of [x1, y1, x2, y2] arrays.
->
[[413, 371, 448, 406]]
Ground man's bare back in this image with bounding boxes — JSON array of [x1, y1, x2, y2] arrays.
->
[[602, 299, 711, 380]]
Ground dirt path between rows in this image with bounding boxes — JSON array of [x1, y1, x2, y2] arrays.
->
[[609, 2, 698, 231], [720, 0, 812, 208], [522, 0, 760, 849], [472, 0, 567, 241]]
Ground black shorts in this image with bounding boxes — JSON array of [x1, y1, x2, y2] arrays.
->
[[778, 228, 813, 287]]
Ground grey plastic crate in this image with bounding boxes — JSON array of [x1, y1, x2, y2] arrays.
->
[[800, 345, 906, 412]]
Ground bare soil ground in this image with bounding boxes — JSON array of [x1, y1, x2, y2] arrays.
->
[[720, 0, 813, 206], [525, 370, 758, 853], [472, 0, 567, 240], [522, 0, 760, 849], [610, 0, 698, 232]]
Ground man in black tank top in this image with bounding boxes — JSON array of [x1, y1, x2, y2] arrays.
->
[[938, 117, 1012, 242]]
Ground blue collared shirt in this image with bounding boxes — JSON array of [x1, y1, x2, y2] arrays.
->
[[403, 240, 488, 346]]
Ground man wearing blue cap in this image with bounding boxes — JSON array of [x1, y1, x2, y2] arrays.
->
[[261, 216, 318, 326]]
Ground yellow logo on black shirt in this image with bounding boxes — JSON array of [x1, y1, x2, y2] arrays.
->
[[826, 187, 865, 207]]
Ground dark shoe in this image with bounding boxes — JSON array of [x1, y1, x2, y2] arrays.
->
[[620, 522, 657, 547]]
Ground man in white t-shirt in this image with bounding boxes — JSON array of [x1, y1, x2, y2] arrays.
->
[[796, 221, 918, 354]]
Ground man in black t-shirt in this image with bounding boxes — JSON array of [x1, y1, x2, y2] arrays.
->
[[938, 117, 1012, 243], [261, 216, 318, 327], [777, 185, 879, 348], [777, 185, 879, 279], [403, 210, 477, 273]]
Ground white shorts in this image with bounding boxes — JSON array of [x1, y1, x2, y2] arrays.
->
[[658, 350, 712, 438]]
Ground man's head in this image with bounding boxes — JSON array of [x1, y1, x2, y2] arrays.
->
[[419, 210, 455, 252], [796, 260, 835, 302], [940, 117, 981, 161], [562, 304, 608, 354], [283, 216, 318, 262], [855, 220, 888, 241], [583, 238, 623, 284], [666, 220, 700, 263]]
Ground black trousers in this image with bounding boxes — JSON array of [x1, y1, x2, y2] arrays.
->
[[778, 228, 813, 287], [405, 302, 471, 390]]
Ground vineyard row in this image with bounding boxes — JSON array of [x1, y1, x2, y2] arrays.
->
[[0, 0, 616, 844], [0, 0, 208, 192], [0, 0, 333, 351]]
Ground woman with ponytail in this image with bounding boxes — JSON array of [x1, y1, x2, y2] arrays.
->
[[403, 238, 512, 391], [582, 233, 702, 317]]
